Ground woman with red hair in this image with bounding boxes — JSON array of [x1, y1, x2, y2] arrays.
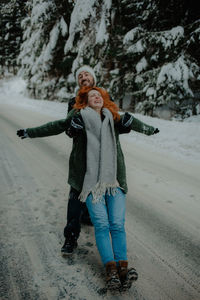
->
[[74, 86, 120, 121], [17, 86, 159, 291], [72, 86, 138, 291], [67, 86, 158, 290]]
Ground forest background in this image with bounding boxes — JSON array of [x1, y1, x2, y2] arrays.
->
[[0, 0, 200, 120]]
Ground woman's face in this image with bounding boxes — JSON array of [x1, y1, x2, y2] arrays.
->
[[87, 90, 103, 111]]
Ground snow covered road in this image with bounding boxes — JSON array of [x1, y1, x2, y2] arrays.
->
[[1, 101, 200, 300]]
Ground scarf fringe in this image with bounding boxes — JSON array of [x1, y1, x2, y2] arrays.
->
[[79, 182, 119, 203]]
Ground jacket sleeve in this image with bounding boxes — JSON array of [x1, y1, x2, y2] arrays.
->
[[26, 109, 76, 138], [130, 116, 155, 135]]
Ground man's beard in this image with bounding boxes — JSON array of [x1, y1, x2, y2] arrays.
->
[[82, 81, 89, 86], [81, 79, 94, 87]]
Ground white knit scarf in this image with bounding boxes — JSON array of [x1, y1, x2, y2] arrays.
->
[[79, 107, 118, 203]]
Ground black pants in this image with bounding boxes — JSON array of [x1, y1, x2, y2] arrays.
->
[[63, 187, 90, 239]]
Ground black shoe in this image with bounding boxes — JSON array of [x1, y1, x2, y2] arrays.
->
[[61, 236, 78, 256]]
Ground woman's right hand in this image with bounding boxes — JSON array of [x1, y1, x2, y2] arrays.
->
[[17, 129, 28, 139]]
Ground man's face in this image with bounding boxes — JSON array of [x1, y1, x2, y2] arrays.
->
[[87, 90, 103, 110], [78, 71, 94, 87]]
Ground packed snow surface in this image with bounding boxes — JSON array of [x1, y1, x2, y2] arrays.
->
[[0, 77, 200, 163]]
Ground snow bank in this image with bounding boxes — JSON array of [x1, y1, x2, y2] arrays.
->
[[0, 77, 200, 163], [0, 77, 67, 119], [121, 113, 200, 163]]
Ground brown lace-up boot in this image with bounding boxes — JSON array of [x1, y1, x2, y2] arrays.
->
[[118, 260, 138, 290], [105, 261, 121, 290]]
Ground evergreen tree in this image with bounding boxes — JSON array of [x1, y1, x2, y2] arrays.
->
[[18, 0, 74, 99], [0, 0, 25, 75], [109, 0, 200, 118], [1, 0, 199, 119]]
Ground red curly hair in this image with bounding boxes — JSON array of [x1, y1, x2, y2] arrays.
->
[[73, 86, 120, 121]]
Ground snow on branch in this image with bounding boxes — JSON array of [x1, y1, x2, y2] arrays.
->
[[157, 56, 199, 97]]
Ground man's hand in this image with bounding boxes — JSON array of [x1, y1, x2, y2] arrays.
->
[[71, 115, 84, 131], [17, 129, 28, 139], [117, 112, 133, 134], [121, 112, 133, 127], [154, 128, 159, 134], [65, 115, 84, 138]]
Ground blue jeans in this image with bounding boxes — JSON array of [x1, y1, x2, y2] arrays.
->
[[86, 188, 127, 265]]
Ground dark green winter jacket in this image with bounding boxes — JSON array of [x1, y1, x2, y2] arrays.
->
[[26, 109, 155, 193]]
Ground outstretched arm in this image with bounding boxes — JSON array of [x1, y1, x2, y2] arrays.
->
[[26, 119, 68, 138], [16, 109, 76, 139], [130, 116, 159, 135]]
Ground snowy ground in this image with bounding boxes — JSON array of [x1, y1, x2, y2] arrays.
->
[[1, 76, 200, 300], [0, 77, 200, 163]]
